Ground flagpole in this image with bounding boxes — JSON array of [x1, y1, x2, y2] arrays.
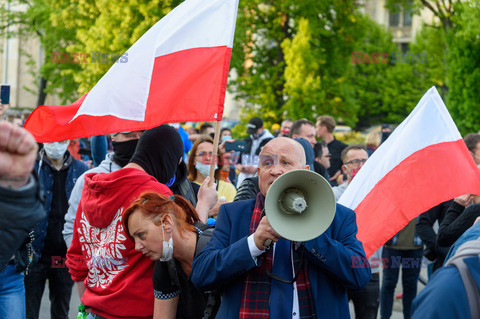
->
[[208, 121, 222, 186]]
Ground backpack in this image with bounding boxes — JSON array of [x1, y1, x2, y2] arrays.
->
[[193, 222, 220, 319], [445, 238, 480, 319]]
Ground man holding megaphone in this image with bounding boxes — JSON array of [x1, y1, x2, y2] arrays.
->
[[191, 137, 371, 318]]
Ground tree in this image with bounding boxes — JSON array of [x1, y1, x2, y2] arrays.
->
[[384, 0, 456, 32], [347, 14, 397, 129], [445, 2, 480, 135], [0, 0, 81, 105], [230, 0, 365, 128]]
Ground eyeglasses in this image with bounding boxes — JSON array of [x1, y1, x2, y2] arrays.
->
[[196, 152, 213, 157], [345, 159, 367, 166]]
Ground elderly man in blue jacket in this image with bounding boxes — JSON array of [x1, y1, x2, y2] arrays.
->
[[191, 137, 371, 318]]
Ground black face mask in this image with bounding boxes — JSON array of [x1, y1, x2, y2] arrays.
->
[[112, 139, 139, 167]]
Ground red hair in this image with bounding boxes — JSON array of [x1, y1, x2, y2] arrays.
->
[[122, 192, 200, 241]]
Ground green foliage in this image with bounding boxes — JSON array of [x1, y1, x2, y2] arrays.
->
[[446, 2, 480, 135], [0, 0, 82, 105], [348, 15, 397, 128], [64, 0, 178, 94], [281, 18, 322, 120], [230, 0, 362, 127]]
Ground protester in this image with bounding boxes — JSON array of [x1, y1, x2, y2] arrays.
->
[[26, 140, 88, 319], [66, 126, 218, 319], [233, 137, 315, 201], [169, 123, 192, 161], [436, 134, 480, 247], [315, 115, 348, 186], [334, 144, 380, 319], [416, 200, 454, 274], [279, 119, 293, 137], [313, 141, 331, 182], [191, 137, 370, 318], [380, 124, 392, 144], [437, 197, 480, 247], [289, 118, 317, 148], [122, 191, 218, 318], [333, 144, 368, 201], [444, 218, 480, 262], [271, 123, 281, 136], [380, 220, 423, 319], [187, 136, 237, 217], [220, 127, 232, 142], [90, 135, 108, 167], [236, 116, 273, 187], [130, 125, 201, 210], [365, 131, 381, 156], [411, 237, 480, 319], [63, 131, 143, 248], [218, 127, 237, 183], [0, 121, 45, 319], [0, 99, 10, 119]]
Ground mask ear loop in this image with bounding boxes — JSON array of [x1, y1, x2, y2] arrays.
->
[[160, 216, 172, 242]]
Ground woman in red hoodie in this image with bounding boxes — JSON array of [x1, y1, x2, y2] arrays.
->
[[123, 191, 216, 319]]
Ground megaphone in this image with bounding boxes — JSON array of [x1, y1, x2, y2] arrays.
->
[[264, 169, 336, 242]]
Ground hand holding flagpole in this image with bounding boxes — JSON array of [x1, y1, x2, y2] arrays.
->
[[208, 121, 222, 187]]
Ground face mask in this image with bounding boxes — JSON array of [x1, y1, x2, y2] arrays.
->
[[159, 222, 173, 262], [43, 142, 68, 160], [195, 161, 218, 177], [222, 136, 232, 142], [348, 167, 361, 181], [112, 139, 139, 167]]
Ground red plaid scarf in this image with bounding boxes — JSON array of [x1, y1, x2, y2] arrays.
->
[[239, 193, 316, 319]]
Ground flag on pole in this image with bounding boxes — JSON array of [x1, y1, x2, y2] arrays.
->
[[338, 87, 480, 258], [24, 0, 239, 142]]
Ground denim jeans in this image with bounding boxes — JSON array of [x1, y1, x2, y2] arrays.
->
[[0, 262, 26, 319], [348, 272, 380, 319], [24, 260, 74, 319], [380, 247, 423, 319]]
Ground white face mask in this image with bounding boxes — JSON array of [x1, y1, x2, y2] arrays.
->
[[195, 161, 217, 178], [159, 222, 173, 262], [43, 142, 69, 160]]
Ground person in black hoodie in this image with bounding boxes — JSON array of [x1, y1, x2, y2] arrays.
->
[[130, 124, 201, 209]]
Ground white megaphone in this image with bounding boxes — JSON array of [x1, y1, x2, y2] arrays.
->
[[264, 169, 336, 243]]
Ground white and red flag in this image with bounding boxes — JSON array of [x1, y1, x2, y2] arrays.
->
[[339, 87, 480, 258], [25, 0, 239, 142]]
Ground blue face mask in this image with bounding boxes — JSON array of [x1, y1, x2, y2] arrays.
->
[[195, 161, 218, 177], [222, 136, 232, 142]]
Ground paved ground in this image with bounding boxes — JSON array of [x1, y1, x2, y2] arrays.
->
[[39, 265, 429, 318]]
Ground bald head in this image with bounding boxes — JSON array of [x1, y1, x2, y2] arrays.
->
[[257, 137, 308, 195]]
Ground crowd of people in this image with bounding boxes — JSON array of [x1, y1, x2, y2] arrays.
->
[[1, 101, 480, 319]]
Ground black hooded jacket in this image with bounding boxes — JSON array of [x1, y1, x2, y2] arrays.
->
[[130, 125, 197, 205]]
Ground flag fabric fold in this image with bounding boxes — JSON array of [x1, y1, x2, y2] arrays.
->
[[339, 86, 480, 258], [25, 0, 239, 142]]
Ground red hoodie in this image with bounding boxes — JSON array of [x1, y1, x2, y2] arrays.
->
[[66, 168, 172, 319]]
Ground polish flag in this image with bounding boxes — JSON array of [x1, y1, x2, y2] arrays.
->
[[338, 87, 480, 258], [24, 0, 239, 142]]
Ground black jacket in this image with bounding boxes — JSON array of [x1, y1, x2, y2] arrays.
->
[[437, 202, 480, 247], [0, 174, 45, 272], [416, 200, 452, 272], [233, 176, 259, 202]]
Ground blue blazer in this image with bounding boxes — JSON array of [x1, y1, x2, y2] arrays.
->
[[191, 198, 371, 318]]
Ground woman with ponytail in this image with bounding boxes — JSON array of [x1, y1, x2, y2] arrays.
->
[[122, 191, 217, 319]]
